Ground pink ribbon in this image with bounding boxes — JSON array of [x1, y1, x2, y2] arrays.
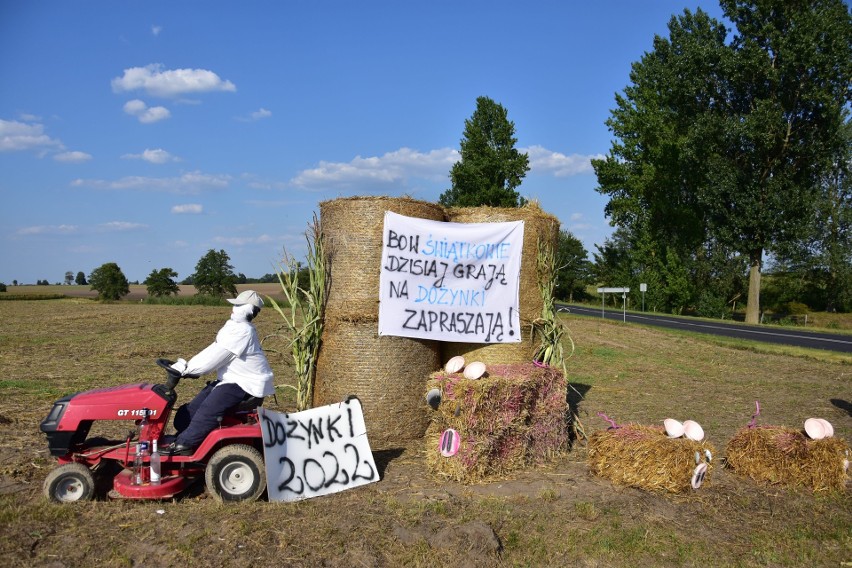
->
[[597, 412, 621, 430], [747, 400, 760, 429]]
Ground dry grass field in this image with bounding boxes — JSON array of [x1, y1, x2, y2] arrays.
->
[[0, 299, 849, 567]]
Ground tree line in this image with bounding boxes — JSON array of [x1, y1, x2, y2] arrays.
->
[[80, 249, 286, 301], [5, 2, 848, 318]]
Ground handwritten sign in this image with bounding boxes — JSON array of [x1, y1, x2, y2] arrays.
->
[[378, 211, 523, 343], [258, 398, 378, 502]]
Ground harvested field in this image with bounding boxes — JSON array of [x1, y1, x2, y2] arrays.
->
[[0, 300, 849, 567]]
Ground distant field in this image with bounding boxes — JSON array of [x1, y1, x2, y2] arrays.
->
[[3, 283, 285, 302]]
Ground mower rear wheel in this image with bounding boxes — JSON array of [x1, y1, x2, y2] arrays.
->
[[44, 463, 95, 503], [205, 444, 266, 503]]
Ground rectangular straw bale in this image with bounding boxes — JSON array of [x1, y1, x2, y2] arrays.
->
[[725, 426, 849, 492], [587, 424, 717, 493], [424, 363, 569, 483], [425, 423, 530, 483]]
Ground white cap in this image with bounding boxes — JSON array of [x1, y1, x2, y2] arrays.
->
[[227, 290, 264, 308]]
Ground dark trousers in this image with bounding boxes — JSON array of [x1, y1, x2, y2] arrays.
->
[[173, 381, 247, 447]]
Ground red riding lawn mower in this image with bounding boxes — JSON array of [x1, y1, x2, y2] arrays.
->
[[39, 359, 267, 503]]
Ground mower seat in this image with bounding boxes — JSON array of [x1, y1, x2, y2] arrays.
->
[[234, 395, 264, 413], [215, 395, 264, 426]]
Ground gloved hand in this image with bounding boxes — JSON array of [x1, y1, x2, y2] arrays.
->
[[170, 358, 188, 376]]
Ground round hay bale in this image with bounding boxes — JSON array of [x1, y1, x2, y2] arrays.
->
[[725, 426, 849, 492], [444, 203, 559, 364], [440, 325, 536, 366], [314, 315, 441, 450], [320, 196, 446, 320]]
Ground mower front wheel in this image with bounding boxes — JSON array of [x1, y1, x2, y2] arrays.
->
[[44, 463, 95, 503], [205, 444, 266, 503]]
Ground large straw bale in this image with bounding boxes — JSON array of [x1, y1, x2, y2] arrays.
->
[[440, 325, 536, 366], [443, 203, 559, 365], [424, 363, 569, 483], [320, 196, 446, 320], [587, 424, 717, 493], [314, 315, 440, 450], [725, 426, 849, 492]]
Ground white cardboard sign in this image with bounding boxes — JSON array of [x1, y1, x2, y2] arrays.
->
[[378, 211, 524, 343], [258, 398, 378, 502]]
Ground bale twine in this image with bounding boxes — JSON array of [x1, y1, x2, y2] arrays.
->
[[587, 424, 717, 493], [443, 203, 559, 364], [725, 426, 849, 492], [313, 315, 440, 450], [320, 196, 446, 320], [424, 363, 569, 483]]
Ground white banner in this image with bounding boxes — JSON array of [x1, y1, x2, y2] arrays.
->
[[259, 398, 378, 502], [378, 211, 523, 343]]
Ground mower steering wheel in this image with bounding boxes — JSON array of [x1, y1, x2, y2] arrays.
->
[[156, 358, 182, 392]]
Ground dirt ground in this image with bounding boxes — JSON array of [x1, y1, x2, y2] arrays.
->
[[0, 300, 849, 567]]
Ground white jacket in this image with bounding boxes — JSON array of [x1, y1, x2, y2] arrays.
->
[[179, 304, 275, 398]]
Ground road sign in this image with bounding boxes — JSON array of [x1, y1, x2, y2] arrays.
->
[[597, 286, 630, 321]]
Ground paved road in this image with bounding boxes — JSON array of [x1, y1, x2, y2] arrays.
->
[[557, 304, 852, 354]]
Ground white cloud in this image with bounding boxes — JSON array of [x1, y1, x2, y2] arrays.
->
[[17, 224, 79, 236], [523, 145, 604, 177], [278, 145, 600, 194], [72, 171, 231, 194], [16, 221, 146, 237], [112, 64, 236, 97], [238, 108, 272, 122], [171, 204, 203, 214], [98, 221, 147, 231], [54, 151, 92, 163], [151, 25, 162, 36], [290, 147, 459, 191], [0, 119, 62, 152], [122, 148, 179, 164], [212, 234, 278, 246], [123, 99, 170, 123]]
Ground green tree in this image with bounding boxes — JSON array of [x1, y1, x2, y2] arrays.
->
[[554, 230, 591, 302], [144, 267, 180, 297], [192, 249, 238, 298], [89, 262, 130, 301], [75, 271, 87, 285], [594, 2, 852, 323], [439, 96, 530, 207], [771, 119, 852, 312], [64, 271, 74, 285]]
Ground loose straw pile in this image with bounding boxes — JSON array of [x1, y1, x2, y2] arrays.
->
[[726, 426, 849, 493], [588, 424, 716, 493]]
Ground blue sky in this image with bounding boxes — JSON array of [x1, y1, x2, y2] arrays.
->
[[0, 0, 726, 285]]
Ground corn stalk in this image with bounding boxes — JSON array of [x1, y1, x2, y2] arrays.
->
[[267, 214, 327, 411], [532, 236, 585, 440], [532, 237, 574, 371]]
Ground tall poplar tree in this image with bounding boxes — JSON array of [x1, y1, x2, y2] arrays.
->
[[593, 1, 852, 323], [439, 96, 530, 208]]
